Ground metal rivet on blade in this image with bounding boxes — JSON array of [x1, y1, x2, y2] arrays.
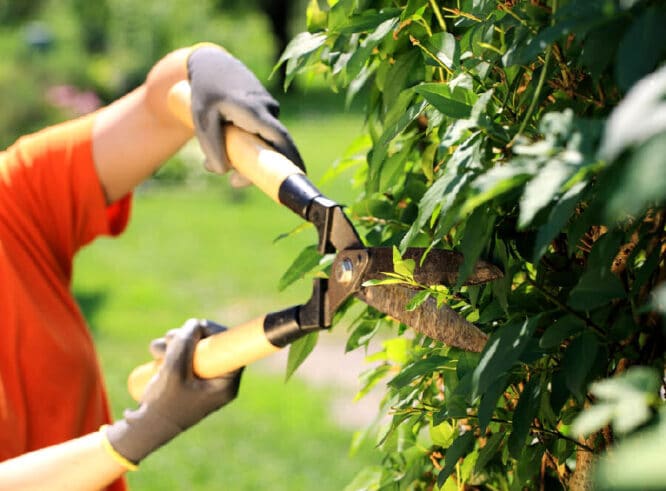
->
[[336, 258, 354, 284]]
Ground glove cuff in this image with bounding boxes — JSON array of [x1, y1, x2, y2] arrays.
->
[[104, 405, 183, 465], [99, 425, 139, 471]]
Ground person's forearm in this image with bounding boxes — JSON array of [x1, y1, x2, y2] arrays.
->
[[0, 431, 127, 491], [92, 47, 194, 203]]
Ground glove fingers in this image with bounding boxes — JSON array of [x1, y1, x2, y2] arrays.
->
[[149, 338, 167, 359], [256, 111, 306, 171], [199, 319, 227, 337], [200, 110, 226, 174], [216, 101, 305, 171], [204, 365, 244, 405], [164, 319, 205, 380]]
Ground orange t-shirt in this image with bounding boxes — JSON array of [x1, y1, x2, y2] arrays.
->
[[0, 115, 132, 490]]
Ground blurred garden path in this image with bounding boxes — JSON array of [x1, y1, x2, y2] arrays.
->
[[257, 334, 386, 430]]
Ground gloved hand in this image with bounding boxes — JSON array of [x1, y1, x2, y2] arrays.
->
[[104, 319, 243, 465], [187, 43, 305, 175]]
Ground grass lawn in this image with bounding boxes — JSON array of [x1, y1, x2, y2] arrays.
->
[[73, 91, 381, 490]]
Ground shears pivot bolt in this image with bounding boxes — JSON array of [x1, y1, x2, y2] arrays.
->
[[336, 258, 354, 284]]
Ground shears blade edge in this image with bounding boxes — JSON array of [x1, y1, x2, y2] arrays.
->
[[354, 284, 488, 352]]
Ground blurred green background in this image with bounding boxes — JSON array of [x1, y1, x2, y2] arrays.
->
[[1, 0, 380, 489]]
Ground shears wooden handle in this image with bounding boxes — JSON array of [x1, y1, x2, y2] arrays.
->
[[127, 81, 316, 402], [128, 315, 282, 402]]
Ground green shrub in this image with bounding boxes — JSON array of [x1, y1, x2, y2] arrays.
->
[[280, 1, 666, 489]]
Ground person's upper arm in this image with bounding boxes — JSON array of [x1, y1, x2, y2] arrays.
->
[[91, 48, 192, 204]]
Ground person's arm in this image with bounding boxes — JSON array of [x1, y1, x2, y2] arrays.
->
[[92, 47, 193, 204], [0, 320, 242, 491], [0, 432, 126, 491], [91, 43, 305, 204]]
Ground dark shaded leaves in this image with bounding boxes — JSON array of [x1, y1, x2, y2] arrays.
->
[[508, 378, 542, 458], [437, 431, 475, 487], [562, 332, 600, 402], [472, 316, 540, 399]]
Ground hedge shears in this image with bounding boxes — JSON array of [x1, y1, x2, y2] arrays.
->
[[128, 81, 502, 401]]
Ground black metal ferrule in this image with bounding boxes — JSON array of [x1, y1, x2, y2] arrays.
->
[[263, 306, 306, 348], [278, 174, 322, 219], [306, 196, 340, 254], [298, 278, 330, 329]]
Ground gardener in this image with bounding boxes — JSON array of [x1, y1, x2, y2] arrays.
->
[[0, 43, 303, 491]]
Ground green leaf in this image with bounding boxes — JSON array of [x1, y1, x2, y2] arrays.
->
[[356, 364, 392, 400], [430, 420, 456, 448], [414, 83, 475, 119], [605, 133, 666, 222], [368, 90, 426, 192], [461, 159, 536, 215], [518, 157, 582, 229], [327, 0, 358, 32], [456, 207, 496, 288], [532, 181, 587, 261], [306, 0, 327, 31], [425, 31, 458, 69], [550, 369, 570, 414], [589, 366, 661, 434], [277, 245, 322, 291], [516, 444, 545, 487], [652, 283, 666, 314], [392, 245, 416, 279], [572, 367, 661, 438], [286, 331, 319, 380], [570, 401, 616, 437], [539, 314, 586, 349], [599, 64, 666, 161], [568, 231, 626, 310], [335, 8, 400, 34], [631, 247, 661, 297], [615, 5, 666, 91], [276, 31, 327, 67], [474, 432, 504, 474], [405, 289, 431, 311], [342, 466, 383, 491], [562, 332, 600, 402], [388, 355, 451, 389], [382, 50, 421, 113], [478, 374, 510, 432], [504, 18, 576, 66], [579, 19, 623, 80], [437, 431, 475, 487], [505, 1, 615, 66], [472, 317, 540, 399], [508, 378, 542, 458], [568, 269, 625, 311], [456, 351, 481, 380], [401, 132, 480, 248], [346, 318, 380, 352], [383, 337, 410, 365], [594, 407, 666, 490]]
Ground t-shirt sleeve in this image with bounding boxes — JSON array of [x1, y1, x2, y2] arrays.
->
[[0, 114, 132, 271]]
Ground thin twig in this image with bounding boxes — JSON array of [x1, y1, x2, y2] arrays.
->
[[429, 0, 447, 31]]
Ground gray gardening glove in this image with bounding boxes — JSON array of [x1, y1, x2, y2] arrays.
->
[[105, 319, 243, 465], [187, 44, 305, 176]]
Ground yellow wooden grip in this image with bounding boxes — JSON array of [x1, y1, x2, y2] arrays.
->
[[167, 80, 304, 203], [127, 315, 280, 402]]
